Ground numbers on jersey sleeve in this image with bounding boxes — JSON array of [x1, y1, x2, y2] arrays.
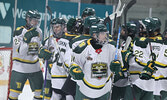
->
[[14, 38, 20, 45], [164, 49, 167, 57], [54, 48, 66, 66], [134, 50, 143, 58]]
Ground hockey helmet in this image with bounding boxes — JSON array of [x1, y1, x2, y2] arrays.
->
[[67, 17, 83, 34], [82, 7, 96, 18], [122, 22, 137, 38], [89, 23, 108, 45], [51, 18, 66, 38], [25, 10, 41, 28]]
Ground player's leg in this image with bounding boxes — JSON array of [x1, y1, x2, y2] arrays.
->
[[98, 92, 110, 100], [50, 89, 65, 100], [28, 70, 43, 100], [40, 79, 52, 100], [154, 95, 161, 100], [75, 85, 93, 100], [124, 85, 142, 100], [160, 91, 167, 100], [140, 90, 153, 100], [8, 70, 27, 100]]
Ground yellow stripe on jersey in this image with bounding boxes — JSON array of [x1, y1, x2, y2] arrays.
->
[[51, 75, 68, 78], [65, 32, 77, 37], [155, 61, 167, 68], [83, 78, 105, 89], [10, 89, 22, 93], [152, 75, 165, 79], [16, 26, 24, 31], [9, 96, 18, 99], [129, 71, 141, 74], [82, 75, 111, 89], [135, 58, 147, 66], [13, 57, 39, 64], [87, 38, 92, 45]]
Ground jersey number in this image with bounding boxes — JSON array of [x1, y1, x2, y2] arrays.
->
[[134, 50, 143, 58], [54, 48, 66, 66], [164, 49, 167, 57]]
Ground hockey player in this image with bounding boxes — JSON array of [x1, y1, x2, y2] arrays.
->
[[81, 7, 96, 20], [122, 17, 163, 100], [153, 31, 167, 100], [111, 22, 137, 100], [67, 17, 83, 35], [69, 23, 122, 100], [9, 10, 43, 100], [70, 15, 100, 50], [38, 18, 74, 100]]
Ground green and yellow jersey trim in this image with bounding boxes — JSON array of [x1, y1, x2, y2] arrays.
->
[[51, 75, 68, 78], [13, 57, 39, 64], [82, 74, 111, 90]]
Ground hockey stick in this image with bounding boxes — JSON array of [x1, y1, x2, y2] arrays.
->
[[104, 0, 125, 35], [42, 4, 52, 100], [123, 0, 136, 100], [124, 0, 136, 36]]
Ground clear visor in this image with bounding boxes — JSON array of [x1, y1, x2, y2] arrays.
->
[[29, 18, 41, 28], [51, 24, 65, 38], [96, 31, 109, 45]]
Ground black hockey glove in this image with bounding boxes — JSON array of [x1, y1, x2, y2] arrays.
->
[[140, 61, 157, 80], [38, 48, 52, 60], [69, 64, 84, 80], [23, 28, 39, 43]]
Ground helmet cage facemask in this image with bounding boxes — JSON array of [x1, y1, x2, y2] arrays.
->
[[52, 24, 65, 38], [27, 17, 41, 28], [93, 31, 109, 45]]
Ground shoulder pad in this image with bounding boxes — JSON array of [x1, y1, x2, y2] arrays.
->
[[69, 35, 91, 48], [139, 37, 147, 41], [108, 39, 116, 47], [73, 39, 91, 54], [13, 26, 24, 37], [64, 33, 78, 40], [135, 37, 148, 48]]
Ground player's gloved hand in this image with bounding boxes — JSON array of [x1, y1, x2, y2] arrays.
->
[[69, 64, 84, 80], [110, 60, 121, 74], [67, 18, 76, 32], [38, 48, 52, 60], [114, 71, 125, 83], [140, 61, 158, 80], [23, 28, 39, 43], [121, 50, 132, 67]]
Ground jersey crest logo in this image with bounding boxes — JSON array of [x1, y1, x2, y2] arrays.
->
[[91, 62, 108, 79]]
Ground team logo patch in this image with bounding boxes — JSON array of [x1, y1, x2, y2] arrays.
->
[[28, 42, 39, 55], [91, 62, 108, 79]]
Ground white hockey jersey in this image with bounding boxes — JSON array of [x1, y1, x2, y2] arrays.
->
[[12, 26, 42, 73], [42, 34, 72, 89], [132, 37, 163, 92], [72, 39, 120, 98]]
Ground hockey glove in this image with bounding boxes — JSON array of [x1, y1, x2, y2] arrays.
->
[[67, 18, 76, 32], [114, 71, 125, 83], [23, 28, 39, 43], [140, 61, 158, 80], [38, 48, 52, 60], [121, 50, 133, 68], [69, 64, 84, 80], [110, 60, 121, 74]]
